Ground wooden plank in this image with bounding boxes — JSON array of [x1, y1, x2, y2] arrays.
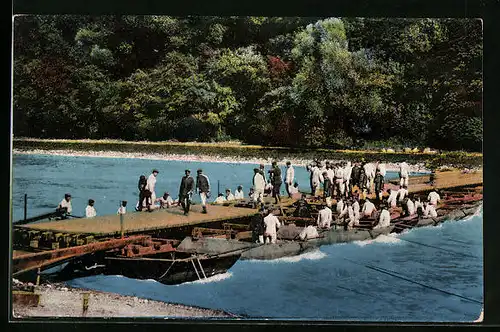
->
[[14, 205, 258, 236]]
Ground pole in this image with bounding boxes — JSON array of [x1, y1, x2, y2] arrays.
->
[[120, 213, 124, 239], [217, 180, 220, 196], [24, 194, 27, 221]]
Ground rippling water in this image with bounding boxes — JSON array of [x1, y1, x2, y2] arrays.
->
[[11, 154, 483, 321]]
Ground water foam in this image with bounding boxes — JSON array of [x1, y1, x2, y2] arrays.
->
[[259, 249, 327, 263], [181, 272, 233, 285], [353, 234, 403, 247]]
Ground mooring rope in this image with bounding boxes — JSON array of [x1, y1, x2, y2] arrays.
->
[[343, 257, 482, 305]]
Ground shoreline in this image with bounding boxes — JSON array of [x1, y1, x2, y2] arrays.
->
[[12, 280, 237, 319], [12, 148, 431, 173]]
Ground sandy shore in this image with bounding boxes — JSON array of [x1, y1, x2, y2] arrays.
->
[[13, 148, 431, 173], [12, 281, 236, 319]]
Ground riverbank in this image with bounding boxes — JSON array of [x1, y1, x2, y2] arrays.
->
[[12, 138, 483, 170], [12, 280, 236, 319]]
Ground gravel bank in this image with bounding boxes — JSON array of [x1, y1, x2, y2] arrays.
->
[[12, 282, 236, 319], [13, 148, 430, 173]]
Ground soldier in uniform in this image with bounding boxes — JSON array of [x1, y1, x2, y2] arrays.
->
[[179, 169, 194, 215]]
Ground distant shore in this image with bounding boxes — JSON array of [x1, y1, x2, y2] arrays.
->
[[13, 148, 431, 173], [12, 281, 236, 319], [12, 138, 483, 170]]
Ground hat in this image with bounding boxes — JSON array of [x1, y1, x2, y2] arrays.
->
[[65, 193, 71, 198], [286, 161, 291, 165], [152, 169, 159, 173], [254, 168, 259, 172], [218, 193, 224, 196], [197, 169, 203, 173], [88, 199, 94, 204], [185, 169, 191, 173], [164, 192, 169, 196], [238, 185, 243, 189], [121, 200, 128, 206], [225, 188, 231, 192]]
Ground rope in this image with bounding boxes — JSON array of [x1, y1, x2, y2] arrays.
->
[[343, 258, 482, 305], [190, 258, 201, 280], [158, 260, 176, 280], [196, 257, 207, 279], [396, 237, 481, 259]]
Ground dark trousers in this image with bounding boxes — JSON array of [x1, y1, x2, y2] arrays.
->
[[180, 194, 191, 213], [273, 183, 281, 202], [310, 178, 314, 196], [285, 183, 291, 197], [138, 190, 146, 210]]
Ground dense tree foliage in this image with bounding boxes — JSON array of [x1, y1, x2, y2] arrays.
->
[[13, 16, 482, 151]]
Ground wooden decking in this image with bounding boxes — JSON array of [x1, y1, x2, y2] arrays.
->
[[15, 204, 258, 236]]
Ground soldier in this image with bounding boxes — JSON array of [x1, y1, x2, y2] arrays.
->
[[373, 169, 385, 202], [196, 169, 210, 214], [178, 169, 194, 216], [284, 161, 295, 198], [146, 169, 159, 203], [270, 161, 282, 204]]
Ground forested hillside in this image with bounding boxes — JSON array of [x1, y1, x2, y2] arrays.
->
[[13, 16, 482, 151]]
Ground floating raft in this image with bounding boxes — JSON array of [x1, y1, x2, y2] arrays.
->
[[15, 205, 258, 236]]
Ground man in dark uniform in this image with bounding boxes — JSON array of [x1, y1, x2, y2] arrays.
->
[[137, 175, 147, 211], [293, 193, 312, 218], [373, 169, 385, 202], [270, 161, 282, 204], [323, 171, 332, 199], [195, 169, 210, 214], [350, 162, 361, 193], [179, 169, 195, 215], [250, 208, 266, 243], [358, 167, 368, 199]]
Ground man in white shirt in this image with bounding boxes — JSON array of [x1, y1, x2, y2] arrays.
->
[[363, 162, 376, 194], [375, 205, 391, 229], [311, 163, 324, 196], [263, 210, 281, 244], [58, 193, 72, 215], [362, 199, 376, 217], [317, 205, 333, 229], [352, 199, 361, 222], [334, 163, 345, 197], [407, 198, 416, 216], [289, 182, 299, 195], [427, 190, 441, 206], [146, 169, 159, 203], [156, 192, 174, 208], [117, 201, 127, 215], [346, 200, 358, 229], [424, 202, 438, 218], [399, 162, 409, 187], [397, 186, 409, 202], [377, 160, 387, 177], [299, 225, 319, 240], [85, 199, 96, 218], [213, 193, 227, 204], [226, 189, 236, 201], [284, 161, 295, 198], [234, 185, 244, 199], [252, 168, 266, 205], [343, 161, 352, 197], [387, 188, 398, 208]]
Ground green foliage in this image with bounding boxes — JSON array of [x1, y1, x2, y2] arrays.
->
[[13, 16, 483, 151]]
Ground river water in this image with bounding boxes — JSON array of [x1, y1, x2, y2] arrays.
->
[[11, 154, 483, 321]]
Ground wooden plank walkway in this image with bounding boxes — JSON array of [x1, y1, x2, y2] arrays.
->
[[15, 205, 258, 236]]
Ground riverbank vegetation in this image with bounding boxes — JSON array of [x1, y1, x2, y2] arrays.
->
[[13, 16, 482, 151]]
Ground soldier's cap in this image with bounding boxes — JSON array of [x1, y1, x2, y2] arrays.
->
[[152, 169, 159, 173], [226, 188, 231, 192], [122, 200, 128, 206], [218, 193, 224, 196], [185, 169, 191, 173], [88, 199, 94, 204], [164, 192, 169, 196], [65, 193, 71, 198], [238, 185, 243, 189], [197, 169, 203, 173]]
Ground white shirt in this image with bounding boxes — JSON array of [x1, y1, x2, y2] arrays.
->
[[312, 167, 324, 186], [364, 163, 376, 179], [317, 207, 333, 228], [428, 191, 440, 205], [59, 199, 72, 214], [117, 206, 126, 215], [290, 186, 299, 194], [327, 169, 335, 182], [253, 173, 266, 191], [362, 201, 376, 216], [336, 199, 344, 215], [343, 162, 352, 181], [378, 163, 386, 177], [407, 199, 416, 215], [85, 205, 96, 218], [285, 166, 295, 185], [234, 190, 244, 199], [299, 225, 319, 240], [414, 200, 423, 210], [214, 196, 227, 204], [157, 195, 173, 207], [376, 209, 391, 228], [264, 214, 281, 235], [397, 188, 408, 202], [226, 193, 236, 201], [334, 167, 344, 180], [353, 201, 360, 217], [400, 162, 409, 178], [424, 203, 437, 217], [146, 173, 157, 193], [387, 191, 399, 207]]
